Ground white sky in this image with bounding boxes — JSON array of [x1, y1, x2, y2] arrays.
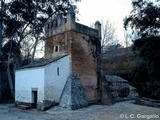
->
[[76, 0, 132, 45]]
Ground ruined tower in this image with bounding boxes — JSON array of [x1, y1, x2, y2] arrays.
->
[[44, 10, 101, 103]]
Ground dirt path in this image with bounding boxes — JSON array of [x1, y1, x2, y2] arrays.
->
[[0, 101, 160, 120]]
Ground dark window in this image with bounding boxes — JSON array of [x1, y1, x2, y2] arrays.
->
[[55, 46, 59, 52], [57, 67, 59, 76]]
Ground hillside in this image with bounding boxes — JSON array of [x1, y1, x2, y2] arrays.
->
[[102, 47, 136, 75]]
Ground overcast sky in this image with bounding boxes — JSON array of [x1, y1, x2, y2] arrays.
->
[[76, 0, 132, 45]]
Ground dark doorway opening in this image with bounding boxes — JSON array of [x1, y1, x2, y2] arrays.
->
[[32, 90, 37, 108]]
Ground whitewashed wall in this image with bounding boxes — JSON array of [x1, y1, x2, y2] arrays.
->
[[15, 67, 45, 103], [44, 55, 71, 102], [15, 55, 71, 104]]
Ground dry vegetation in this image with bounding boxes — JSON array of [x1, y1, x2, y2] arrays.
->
[[102, 47, 136, 75]]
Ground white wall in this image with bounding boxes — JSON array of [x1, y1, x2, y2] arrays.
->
[[15, 67, 45, 103], [15, 55, 70, 104], [44, 55, 71, 102]]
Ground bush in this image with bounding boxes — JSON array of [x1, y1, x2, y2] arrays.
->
[[128, 37, 160, 100]]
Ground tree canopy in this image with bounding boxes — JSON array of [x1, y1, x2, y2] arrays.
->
[[0, 0, 79, 100], [1, 0, 79, 58], [124, 0, 160, 99], [124, 0, 160, 38]]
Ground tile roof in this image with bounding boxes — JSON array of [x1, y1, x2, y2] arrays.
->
[[17, 54, 69, 70]]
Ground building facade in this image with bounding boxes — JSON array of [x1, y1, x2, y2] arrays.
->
[[15, 55, 70, 107], [44, 11, 101, 102], [15, 10, 101, 108]]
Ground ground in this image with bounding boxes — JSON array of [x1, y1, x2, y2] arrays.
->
[[0, 101, 160, 120]]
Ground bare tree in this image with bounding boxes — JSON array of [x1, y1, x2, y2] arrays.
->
[[124, 29, 129, 48], [123, 29, 133, 48], [101, 20, 117, 50], [90, 19, 117, 51]]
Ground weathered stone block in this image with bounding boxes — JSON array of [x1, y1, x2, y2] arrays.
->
[[59, 74, 88, 110]]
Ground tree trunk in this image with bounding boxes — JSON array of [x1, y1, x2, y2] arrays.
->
[[0, 0, 3, 52], [0, 65, 2, 102], [31, 1, 38, 62], [7, 54, 15, 98], [31, 35, 39, 62], [0, 0, 4, 102]]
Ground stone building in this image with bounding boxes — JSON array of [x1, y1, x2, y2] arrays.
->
[[15, 55, 70, 108], [44, 11, 101, 103], [15, 10, 101, 109]]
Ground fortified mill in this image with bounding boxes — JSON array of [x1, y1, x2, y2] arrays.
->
[[15, 9, 102, 109], [44, 9, 101, 103]]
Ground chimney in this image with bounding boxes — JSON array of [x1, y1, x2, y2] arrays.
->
[[95, 21, 101, 40]]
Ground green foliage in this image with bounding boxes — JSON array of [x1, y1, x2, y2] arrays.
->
[[1, 0, 79, 60], [0, 0, 80, 100], [2, 0, 78, 40], [124, 0, 160, 99], [124, 0, 160, 37], [133, 37, 160, 64]]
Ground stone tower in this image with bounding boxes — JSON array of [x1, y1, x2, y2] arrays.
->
[[44, 11, 101, 103]]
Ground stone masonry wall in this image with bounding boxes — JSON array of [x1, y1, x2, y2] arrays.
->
[[71, 32, 99, 102], [45, 30, 100, 103], [44, 13, 101, 103], [45, 31, 73, 58]]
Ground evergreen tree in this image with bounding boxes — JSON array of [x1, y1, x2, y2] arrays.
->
[[124, 0, 160, 99], [0, 0, 79, 100]]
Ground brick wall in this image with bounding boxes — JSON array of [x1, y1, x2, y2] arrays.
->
[[45, 29, 100, 103]]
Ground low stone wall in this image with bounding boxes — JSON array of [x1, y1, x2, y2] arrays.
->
[[101, 75, 138, 104], [135, 97, 160, 108]]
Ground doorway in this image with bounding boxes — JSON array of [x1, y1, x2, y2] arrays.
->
[[32, 89, 38, 108]]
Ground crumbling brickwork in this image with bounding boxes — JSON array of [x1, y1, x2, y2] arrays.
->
[[44, 12, 101, 103], [45, 31, 73, 58]]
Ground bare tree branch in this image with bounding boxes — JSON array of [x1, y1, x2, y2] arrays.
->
[[101, 19, 117, 50]]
